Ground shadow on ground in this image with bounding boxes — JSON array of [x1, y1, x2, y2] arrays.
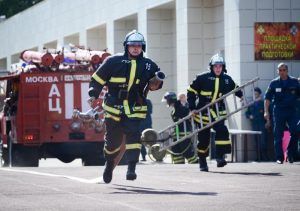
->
[[110, 184, 217, 196], [209, 171, 282, 176]]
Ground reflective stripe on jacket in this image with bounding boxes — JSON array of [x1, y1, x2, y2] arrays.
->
[[89, 53, 160, 120], [187, 70, 242, 118]]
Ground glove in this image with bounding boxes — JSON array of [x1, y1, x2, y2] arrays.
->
[[148, 71, 165, 91], [148, 77, 163, 91]]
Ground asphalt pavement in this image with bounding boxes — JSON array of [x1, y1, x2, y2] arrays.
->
[[0, 158, 299, 211]]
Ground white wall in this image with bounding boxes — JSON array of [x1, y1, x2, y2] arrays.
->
[[0, 0, 173, 63], [225, 0, 300, 130], [0, 0, 299, 132], [188, 0, 225, 82], [114, 16, 137, 54], [147, 5, 176, 129], [87, 26, 107, 51]]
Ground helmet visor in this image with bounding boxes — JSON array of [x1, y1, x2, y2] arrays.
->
[[127, 41, 143, 46]]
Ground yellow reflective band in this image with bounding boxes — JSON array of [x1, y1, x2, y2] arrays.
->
[[92, 73, 106, 85], [210, 109, 217, 119], [187, 87, 198, 94], [194, 115, 200, 122], [126, 143, 142, 150], [104, 146, 121, 155], [202, 115, 209, 121], [194, 116, 208, 124], [109, 77, 126, 83], [215, 140, 231, 145], [187, 156, 198, 163], [122, 60, 137, 117], [103, 104, 121, 115], [123, 99, 131, 115], [128, 60, 136, 91], [200, 90, 212, 96], [133, 106, 147, 111], [212, 77, 219, 102], [173, 157, 184, 162], [104, 113, 121, 121], [197, 146, 209, 154], [174, 160, 185, 164], [172, 155, 184, 161], [219, 110, 227, 115], [127, 113, 146, 118], [136, 79, 140, 84]]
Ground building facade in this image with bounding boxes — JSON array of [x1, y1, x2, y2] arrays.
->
[[0, 0, 299, 132]]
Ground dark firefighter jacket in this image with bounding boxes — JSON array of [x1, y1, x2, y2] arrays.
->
[[89, 53, 161, 121], [187, 70, 243, 123], [171, 100, 191, 132]]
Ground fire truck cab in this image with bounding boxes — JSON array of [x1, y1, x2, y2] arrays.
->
[[0, 49, 109, 167]]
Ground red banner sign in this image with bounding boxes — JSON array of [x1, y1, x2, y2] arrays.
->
[[254, 22, 300, 60]]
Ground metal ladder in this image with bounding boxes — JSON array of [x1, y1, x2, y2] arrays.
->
[[157, 77, 260, 151]]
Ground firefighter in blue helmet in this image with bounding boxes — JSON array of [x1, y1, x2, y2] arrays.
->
[[264, 63, 300, 164], [88, 30, 164, 183], [187, 54, 243, 171], [162, 91, 198, 164]]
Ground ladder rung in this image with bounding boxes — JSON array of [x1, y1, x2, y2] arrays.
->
[[158, 77, 260, 151]]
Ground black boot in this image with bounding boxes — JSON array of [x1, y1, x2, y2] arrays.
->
[[126, 162, 137, 180], [199, 156, 208, 172], [287, 156, 294, 163], [103, 161, 114, 184], [216, 158, 227, 168]]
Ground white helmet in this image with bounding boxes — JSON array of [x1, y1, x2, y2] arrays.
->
[[123, 30, 146, 52], [209, 53, 227, 73], [210, 54, 225, 66]]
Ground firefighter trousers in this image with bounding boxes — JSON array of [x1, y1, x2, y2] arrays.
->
[[170, 137, 198, 164], [103, 116, 142, 164], [197, 120, 231, 159]]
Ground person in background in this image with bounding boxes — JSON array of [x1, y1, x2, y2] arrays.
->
[[264, 63, 300, 164], [246, 87, 269, 161], [139, 99, 153, 161], [178, 92, 188, 107], [162, 91, 198, 164]]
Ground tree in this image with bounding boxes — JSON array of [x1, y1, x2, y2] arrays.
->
[[0, 0, 44, 19]]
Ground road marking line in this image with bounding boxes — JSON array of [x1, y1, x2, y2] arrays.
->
[[0, 168, 146, 210], [0, 167, 102, 183]]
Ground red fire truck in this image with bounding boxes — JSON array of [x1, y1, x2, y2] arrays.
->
[[0, 49, 109, 167]]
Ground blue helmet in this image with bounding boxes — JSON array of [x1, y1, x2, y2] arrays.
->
[[162, 92, 177, 105], [123, 30, 146, 52]]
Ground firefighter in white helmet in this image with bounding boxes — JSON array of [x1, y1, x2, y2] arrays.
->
[[88, 30, 164, 183], [187, 54, 243, 171]]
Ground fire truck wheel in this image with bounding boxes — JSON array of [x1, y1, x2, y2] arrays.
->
[[12, 147, 39, 167], [81, 143, 106, 166], [2, 134, 38, 167], [57, 155, 75, 163]]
